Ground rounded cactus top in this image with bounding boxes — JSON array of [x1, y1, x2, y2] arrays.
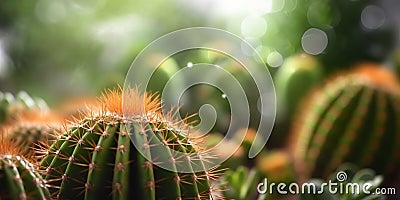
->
[[39, 87, 220, 199], [351, 63, 400, 92], [0, 136, 50, 199], [291, 63, 400, 180]]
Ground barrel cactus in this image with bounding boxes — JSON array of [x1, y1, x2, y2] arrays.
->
[[0, 91, 48, 124], [39, 88, 218, 199], [0, 138, 50, 199], [5, 114, 60, 157], [291, 64, 400, 180]]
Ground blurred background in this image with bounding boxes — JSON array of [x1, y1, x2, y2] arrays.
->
[[2, 0, 400, 146], [1, 0, 400, 104], [2, 1, 400, 199]]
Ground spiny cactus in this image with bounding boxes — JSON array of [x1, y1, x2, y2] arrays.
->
[[38, 87, 220, 199], [5, 114, 60, 157], [0, 91, 48, 124], [300, 164, 384, 200], [0, 137, 50, 199], [291, 64, 400, 180]]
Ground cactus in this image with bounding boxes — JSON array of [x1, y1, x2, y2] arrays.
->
[[0, 137, 50, 199], [5, 115, 60, 158], [291, 64, 400, 180], [0, 91, 48, 124], [56, 96, 100, 121], [271, 54, 324, 147], [39, 87, 219, 199], [275, 53, 324, 116], [300, 164, 384, 200]]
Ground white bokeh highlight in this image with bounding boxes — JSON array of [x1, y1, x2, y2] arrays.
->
[[301, 28, 328, 55], [267, 51, 283, 68], [361, 5, 386, 30], [241, 15, 267, 38]]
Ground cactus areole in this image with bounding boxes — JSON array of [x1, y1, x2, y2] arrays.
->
[[40, 88, 217, 199]]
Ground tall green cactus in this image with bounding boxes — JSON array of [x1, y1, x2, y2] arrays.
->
[[275, 53, 324, 116], [0, 139, 50, 199], [39, 88, 218, 199], [292, 64, 400, 180], [0, 91, 48, 124]]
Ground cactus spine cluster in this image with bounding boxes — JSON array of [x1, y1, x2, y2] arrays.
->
[[0, 139, 50, 199], [292, 64, 400, 179], [6, 119, 58, 157], [39, 88, 217, 199]]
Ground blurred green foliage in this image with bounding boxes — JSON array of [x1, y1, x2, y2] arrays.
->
[[258, 0, 397, 70], [0, 0, 204, 104]]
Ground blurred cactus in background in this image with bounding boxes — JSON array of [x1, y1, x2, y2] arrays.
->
[[4, 112, 61, 157], [271, 54, 324, 147], [275, 54, 324, 117], [291, 64, 400, 181], [0, 91, 48, 124]]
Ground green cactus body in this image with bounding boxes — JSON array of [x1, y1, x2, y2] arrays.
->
[[292, 65, 400, 179], [6, 122, 58, 157], [0, 91, 48, 124], [275, 53, 324, 116], [40, 89, 215, 199], [0, 153, 50, 199]]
